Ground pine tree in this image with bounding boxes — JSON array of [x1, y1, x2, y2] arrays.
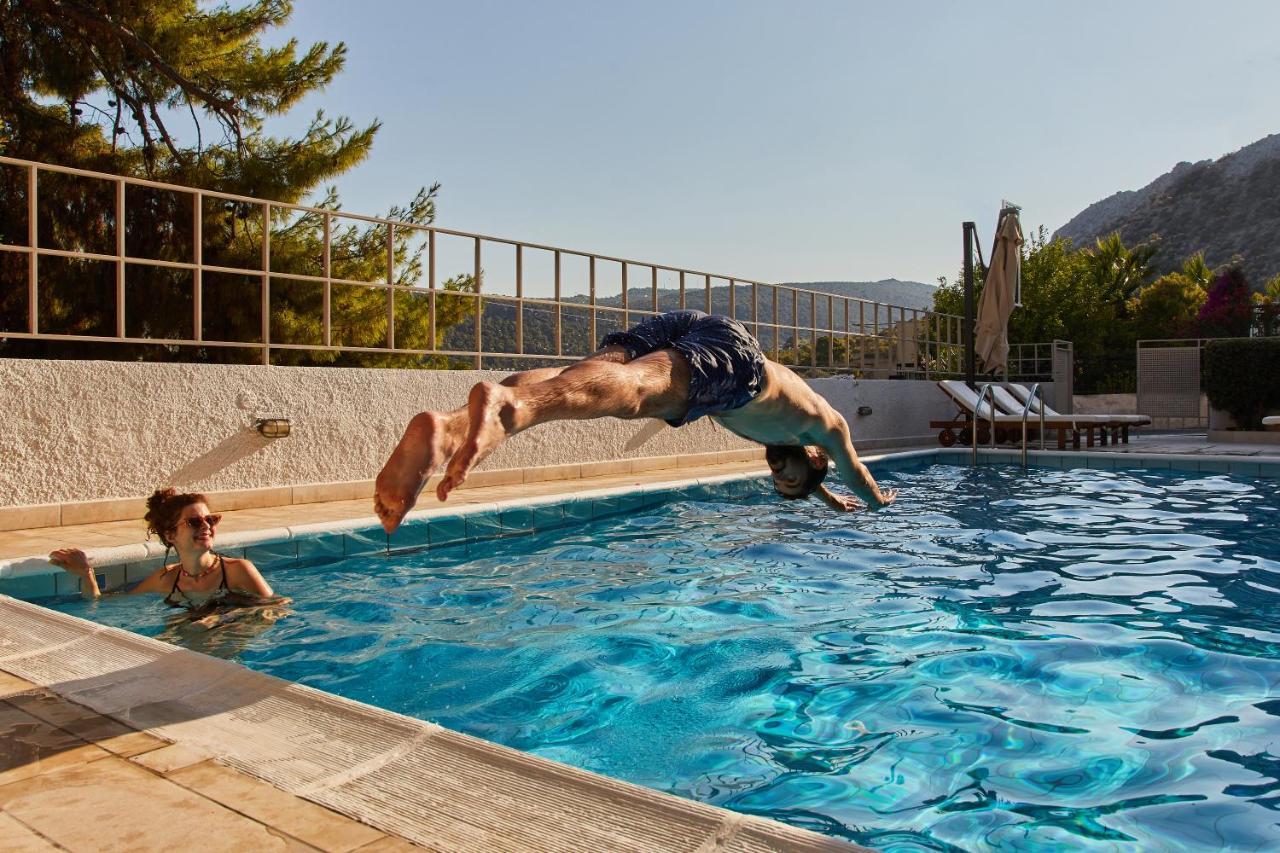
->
[[0, 0, 473, 365]]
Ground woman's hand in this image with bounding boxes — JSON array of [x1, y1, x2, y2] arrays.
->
[[48, 548, 101, 597]]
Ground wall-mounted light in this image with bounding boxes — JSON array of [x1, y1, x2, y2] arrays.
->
[[857, 406, 873, 417], [254, 418, 292, 439]]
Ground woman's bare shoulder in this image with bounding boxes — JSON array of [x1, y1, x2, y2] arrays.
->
[[134, 562, 178, 591]]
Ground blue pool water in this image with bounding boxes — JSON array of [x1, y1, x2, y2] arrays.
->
[[44, 464, 1280, 851]]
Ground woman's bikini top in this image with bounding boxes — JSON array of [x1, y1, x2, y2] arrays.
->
[[163, 554, 230, 610]]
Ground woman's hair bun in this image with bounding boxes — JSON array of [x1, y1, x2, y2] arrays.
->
[[143, 488, 207, 546], [146, 487, 178, 515]]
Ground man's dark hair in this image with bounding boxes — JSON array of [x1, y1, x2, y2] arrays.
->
[[765, 445, 829, 500]]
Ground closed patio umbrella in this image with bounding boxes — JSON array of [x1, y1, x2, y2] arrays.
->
[[975, 209, 1023, 375]]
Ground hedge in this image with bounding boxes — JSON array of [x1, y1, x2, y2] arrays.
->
[[1202, 337, 1280, 430]]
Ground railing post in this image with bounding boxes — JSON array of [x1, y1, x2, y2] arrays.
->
[[860, 298, 870, 371], [427, 228, 436, 348], [963, 221, 976, 389], [321, 212, 330, 347], [751, 282, 758, 341], [873, 302, 882, 376], [261, 202, 270, 365], [791, 288, 799, 365], [515, 244, 524, 355], [194, 192, 204, 342], [589, 256, 597, 353], [844, 298, 850, 370], [772, 286, 779, 362], [827, 294, 834, 367], [27, 165, 37, 334], [679, 270, 686, 309], [115, 178, 126, 338], [810, 291, 817, 370], [704, 274, 711, 314], [386, 223, 396, 351], [554, 250, 562, 356], [651, 265, 658, 315], [728, 278, 736, 319], [621, 260, 629, 330], [473, 236, 482, 368]]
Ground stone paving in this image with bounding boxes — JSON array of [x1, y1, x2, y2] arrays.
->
[[0, 670, 413, 852], [1087, 431, 1280, 457]]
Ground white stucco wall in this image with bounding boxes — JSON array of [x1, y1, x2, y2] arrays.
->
[[0, 359, 960, 507], [808, 376, 965, 449]]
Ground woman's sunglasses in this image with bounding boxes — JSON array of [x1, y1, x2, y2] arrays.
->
[[181, 514, 222, 531]]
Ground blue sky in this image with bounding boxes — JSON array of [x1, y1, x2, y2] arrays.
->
[[267, 1, 1279, 287]]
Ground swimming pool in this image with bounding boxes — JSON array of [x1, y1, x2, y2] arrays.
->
[[34, 462, 1280, 851]]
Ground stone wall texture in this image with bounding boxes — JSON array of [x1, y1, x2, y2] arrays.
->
[[1, 359, 956, 506]]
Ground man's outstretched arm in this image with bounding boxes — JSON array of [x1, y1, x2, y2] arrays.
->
[[815, 484, 865, 512], [811, 417, 897, 510]]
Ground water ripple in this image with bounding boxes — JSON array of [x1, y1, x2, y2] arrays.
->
[[48, 463, 1280, 851]]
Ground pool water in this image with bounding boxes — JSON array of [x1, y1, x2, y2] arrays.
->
[[47, 464, 1280, 851]]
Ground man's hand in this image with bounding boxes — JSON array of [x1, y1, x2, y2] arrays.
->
[[817, 485, 865, 512], [877, 488, 898, 508]]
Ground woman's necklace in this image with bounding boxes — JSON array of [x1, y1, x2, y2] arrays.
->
[[181, 554, 218, 581]]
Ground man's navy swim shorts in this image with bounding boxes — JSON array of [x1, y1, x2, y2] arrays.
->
[[600, 310, 766, 426]]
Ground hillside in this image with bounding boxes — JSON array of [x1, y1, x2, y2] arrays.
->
[[442, 278, 937, 363], [1054, 133, 1280, 288]]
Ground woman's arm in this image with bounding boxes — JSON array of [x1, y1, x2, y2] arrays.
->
[[48, 548, 100, 597], [48, 548, 173, 597], [225, 558, 275, 597]]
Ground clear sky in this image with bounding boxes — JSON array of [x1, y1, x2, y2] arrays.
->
[[266, 0, 1280, 287]]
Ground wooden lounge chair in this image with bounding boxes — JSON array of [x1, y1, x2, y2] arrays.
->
[[931, 379, 1098, 450], [1003, 383, 1149, 445]]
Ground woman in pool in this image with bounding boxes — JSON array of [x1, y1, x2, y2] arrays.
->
[[49, 488, 278, 613]]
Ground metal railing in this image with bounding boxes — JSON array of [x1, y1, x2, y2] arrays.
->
[[0, 155, 980, 374]]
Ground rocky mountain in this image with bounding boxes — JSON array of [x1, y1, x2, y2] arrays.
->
[[1054, 133, 1280, 289]]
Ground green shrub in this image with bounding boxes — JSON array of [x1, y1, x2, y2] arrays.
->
[[1202, 338, 1280, 429]]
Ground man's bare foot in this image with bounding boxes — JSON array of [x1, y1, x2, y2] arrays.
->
[[374, 412, 458, 533], [437, 382, 515, 501]]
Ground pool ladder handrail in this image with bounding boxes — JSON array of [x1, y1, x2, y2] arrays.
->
[[1019, 382, 1047, 468], [972, 383, 998, 467], [972, 382, 1047, 467]]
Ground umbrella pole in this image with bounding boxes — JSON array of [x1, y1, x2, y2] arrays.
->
[[963, 221, 977, 389]]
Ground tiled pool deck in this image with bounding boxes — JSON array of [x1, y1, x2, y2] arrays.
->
[[3, 434, 1278, 852]]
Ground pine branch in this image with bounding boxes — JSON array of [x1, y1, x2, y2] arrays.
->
[[38, 0, 240, 119]]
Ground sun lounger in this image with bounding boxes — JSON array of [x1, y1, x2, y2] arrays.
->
[[1003, 383, 1149, 444], [931, 379, 1098, 450]]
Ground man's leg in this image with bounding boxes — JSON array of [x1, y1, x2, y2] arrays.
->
[[373, 405, 471, 531], [437, 349, 690, 500], [497, 346, 629, 389], [372, 348, 635, 531]]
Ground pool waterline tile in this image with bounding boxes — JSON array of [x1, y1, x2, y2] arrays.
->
[[499, 507, 535, 535], [5, 450, 1280, 599], [463, 511, 502, 542], [428, 516, 467, 548]]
